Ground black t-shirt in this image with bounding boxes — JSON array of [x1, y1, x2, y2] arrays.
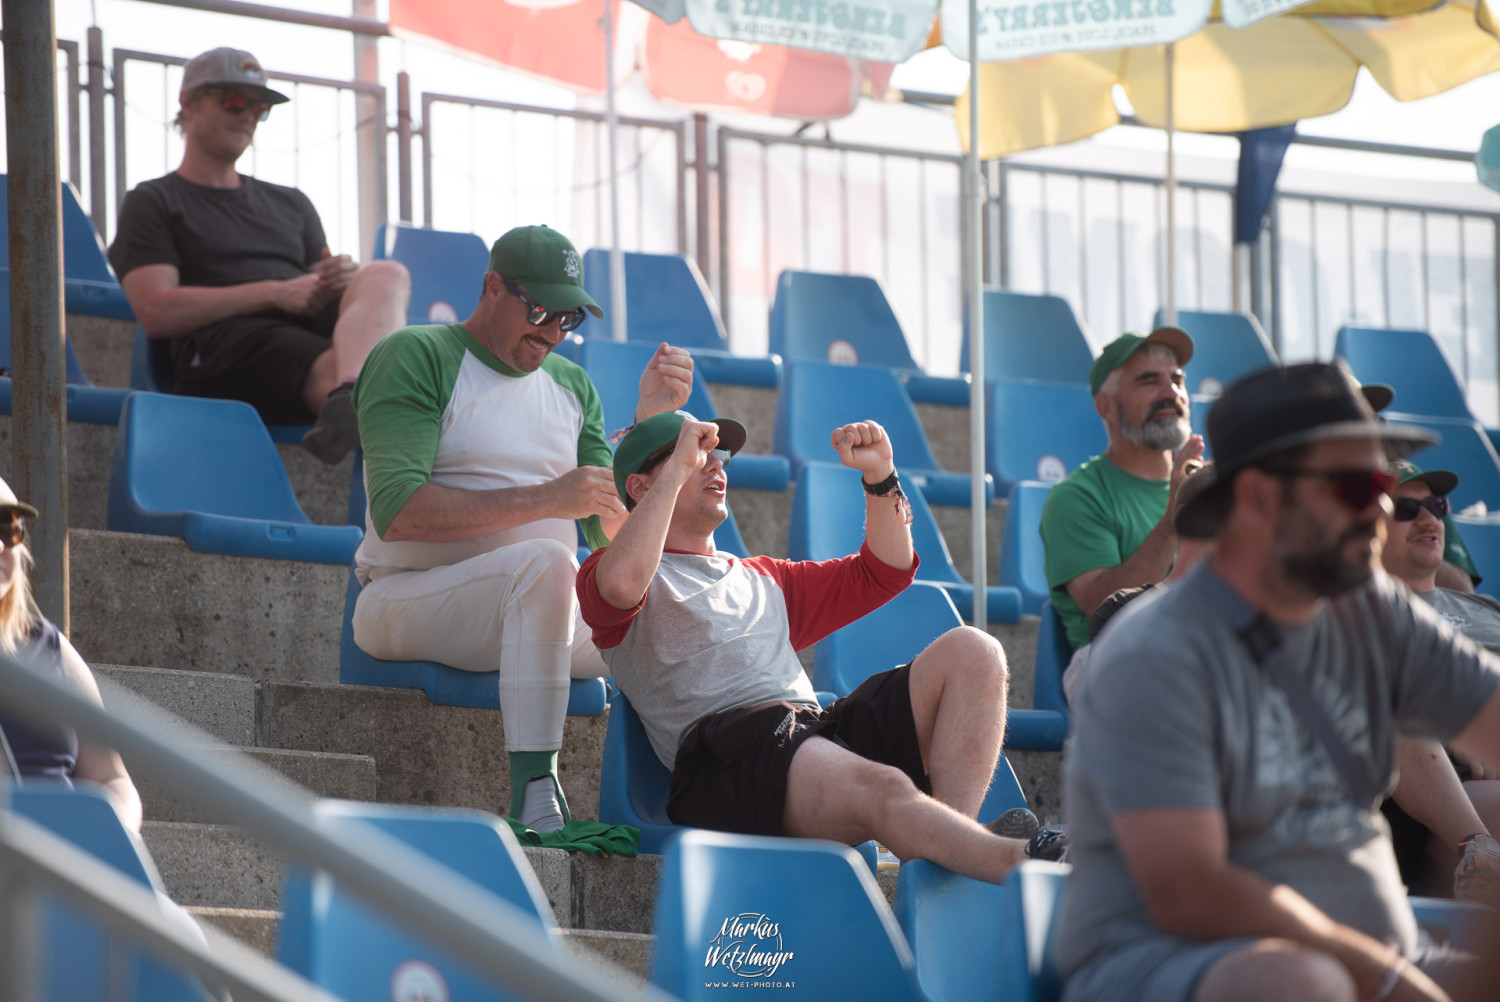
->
[[108, 171, 326, 289]]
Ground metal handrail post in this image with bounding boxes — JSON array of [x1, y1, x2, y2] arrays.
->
[[4, 0, 69, 631], [397, 72, 413, 224], [716, 125, 730, 337], [60, 39, 82, 201], [86, 28, 108, 234], [353, 0, 381, 260], [694, 113, 710, 271]]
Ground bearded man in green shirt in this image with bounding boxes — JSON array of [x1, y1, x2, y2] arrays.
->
[[1039, 328, 1203, 652]]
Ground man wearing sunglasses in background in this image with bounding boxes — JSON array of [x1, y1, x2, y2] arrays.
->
[[110, 47, 410, 465], [1058, 362, 1500, 1002], [351, 224, 694, 833], [1376, 462, 1500, 910]]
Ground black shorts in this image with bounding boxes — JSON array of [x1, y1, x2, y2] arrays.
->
[[172, 301, 339, 423], [665, 663, 930, 837]]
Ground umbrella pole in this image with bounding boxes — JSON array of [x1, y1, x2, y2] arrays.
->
[[967, 0, 988, 631], [1164, 42, 1176, 327], [604, 0, 627, 342]]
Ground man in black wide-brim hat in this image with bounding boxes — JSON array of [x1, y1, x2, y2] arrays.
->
[[1055, 361, 1500, 1002]]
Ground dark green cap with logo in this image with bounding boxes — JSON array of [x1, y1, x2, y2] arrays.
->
[[487, 225, 603, 318], [613, 411, 747, 501], [1394, 459, 1458, 496], [1089, 327, 1195, 396]]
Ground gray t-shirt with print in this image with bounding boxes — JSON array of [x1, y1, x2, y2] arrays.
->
[[1413, 587, 1500, 654], [1057, 565, 1500, 994]]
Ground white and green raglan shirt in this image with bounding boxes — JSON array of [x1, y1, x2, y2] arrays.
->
[[351, 323, 610, 584]]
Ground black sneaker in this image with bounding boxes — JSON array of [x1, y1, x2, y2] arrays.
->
[[302, 381, 360, 464], [1025, 826, 1070, 862], [988, 807, 1041, 840]]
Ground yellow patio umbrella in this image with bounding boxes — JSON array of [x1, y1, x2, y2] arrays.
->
[[957, 0, 1500, 158]]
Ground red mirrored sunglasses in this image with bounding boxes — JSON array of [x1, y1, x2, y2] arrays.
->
[[1262, 467, 1398, 512]]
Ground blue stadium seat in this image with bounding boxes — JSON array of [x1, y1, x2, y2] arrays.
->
[[598, 690, 682, 854], [339, 569, 607, 714], [1383, 411, 1500, 512], [776, 360, 991, 506], [277, 800, 556, 1001], [1453, 515, 1500, 599], [788, 462, 1019, 623], [895, 859, 1069, 1002], [986, 379, 1107, 497], [963, 290, 1094, 385], [0, 283, 132, 425], [8, 784, 208, 1002], [127, 325, 312, 445], [652, 830, 926, 1001], [0, 176, 134, 320], [998, 481, 1052, 616], [1334, 326, 1475, 422], [813, 580, 1065, 751], [373, 221, 489, 326], [578, 338, 790, 491], [1155, 308, 1276, 398], [1409, 896, 1491, 953], [769, 269, 969, 406], [107, 392, 363, 563], [1034, 604, 1072, 731], [579, 249, 779, 388]]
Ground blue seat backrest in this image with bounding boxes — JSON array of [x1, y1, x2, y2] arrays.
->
[[964, 290, 1094, 384], [579, 249, 731, 351], [1156, 308, 1277, 397], [1334, 326, 1473, 421], [110, 392, 309, 523], [375, 222, 489, 326], [0, 177, 134, 321], [813, 582, 961, 697], [776, 360, 942, 472], [1453, 515, 1500, 600], [986, 379, 1106, 492], [278, 800, 555, 1001], [1384, 412, 1500, 513], [652, 830, 924, 1001], [998, 481, 1052, 615], [579, 338, 718, 437], [0, 282, 95, 386], [1035, 603, 1072, 716], [895, 859, 1068, 1002], [597, 691, 681, 853], [768, 270, 920, 371]]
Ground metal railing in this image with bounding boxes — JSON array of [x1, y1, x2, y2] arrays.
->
[[413, 88, 689, 259], [0, 653, 675, 1002]]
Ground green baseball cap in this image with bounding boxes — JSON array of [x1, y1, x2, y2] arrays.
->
[[1394, 460, 1458, 496], [487, 226, 603, 318], [1088, 327, 1195, 396], [613, 411, 748, 502]]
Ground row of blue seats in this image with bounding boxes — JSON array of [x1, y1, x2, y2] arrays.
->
[[13, 783, 1485, 1002]]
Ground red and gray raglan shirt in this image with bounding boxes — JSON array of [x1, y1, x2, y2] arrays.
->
[[577, 544, 918, 769], [352, 322, 610, 585]]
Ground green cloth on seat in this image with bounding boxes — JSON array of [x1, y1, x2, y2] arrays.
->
[[505, 818, 641, 858]]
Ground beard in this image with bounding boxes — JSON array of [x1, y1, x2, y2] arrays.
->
[[1281, 521, 1379, 597], [1118, 399, 1191, 452]]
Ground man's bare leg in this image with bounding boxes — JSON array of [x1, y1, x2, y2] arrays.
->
[[329, 259, 410, 387], [782, 736, 1028, 884], [906, 626, 1009, 818], [1392, 737, 1489, 847], [1193, 941, 1357, 1002]]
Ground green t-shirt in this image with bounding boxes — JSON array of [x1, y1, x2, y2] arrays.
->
[[1039, 455, 1169, 651], [1443, 515, 1482, 586]]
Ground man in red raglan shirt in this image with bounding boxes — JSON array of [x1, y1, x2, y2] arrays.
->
[[577, 411, 1065, 882]]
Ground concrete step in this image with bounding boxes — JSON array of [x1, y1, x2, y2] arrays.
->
[[71, 529, 346, 686], [190, 906, 279, 958], [94, 664, 256, 745], [139, 747, 377, 824], [255, 679, 609, 822]]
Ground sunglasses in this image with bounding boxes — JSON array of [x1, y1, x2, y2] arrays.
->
[[638, 446, 732, 477], [0, 509, 27, 547], [1391, 494, 1450, 522], [1262, 466, 1398, 511], [200, 85, 272, 122], [502, 278, 587, 333]]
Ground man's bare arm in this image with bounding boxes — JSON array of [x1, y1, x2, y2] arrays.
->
[[381, 467, 624, 543], [830, 421, 913, 571], [1113, 808, 1447, 1001], [1450, 685, 1500, 776], [122, 263, 325, 339]]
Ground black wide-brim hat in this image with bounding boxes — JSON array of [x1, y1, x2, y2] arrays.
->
[[1174, 361, 1438, 540]]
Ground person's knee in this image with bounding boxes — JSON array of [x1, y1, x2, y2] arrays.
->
[[923, 626, 1008, 690], [347, 259, 411, 303], [846, 759, 921, 822], [1195, 941, 1356, 1002]]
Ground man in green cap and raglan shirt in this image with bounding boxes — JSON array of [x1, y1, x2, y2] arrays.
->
[[350, 225, 694, 832], [1040, 327, 1205, 654]]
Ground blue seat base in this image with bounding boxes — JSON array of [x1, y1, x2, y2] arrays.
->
[[937, 582, 1023, 625], [691, 348, 781, 388], [902, 372, 972, 407], [725, 453, 791, 491], [1004, 709, 1067, 752], [0, 376, 131, 425], [341, 647, 607, 716]]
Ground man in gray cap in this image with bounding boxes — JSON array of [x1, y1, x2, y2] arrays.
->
[[1057, 361, 1500, 1002], [1039, 326, 1204, 652], [109, 47, 410, 464]]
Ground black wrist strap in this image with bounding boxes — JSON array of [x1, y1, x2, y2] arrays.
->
[[863, 470, 900, 497]]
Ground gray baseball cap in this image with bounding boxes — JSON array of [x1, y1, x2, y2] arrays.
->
[[181, 48, 289, 105]]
